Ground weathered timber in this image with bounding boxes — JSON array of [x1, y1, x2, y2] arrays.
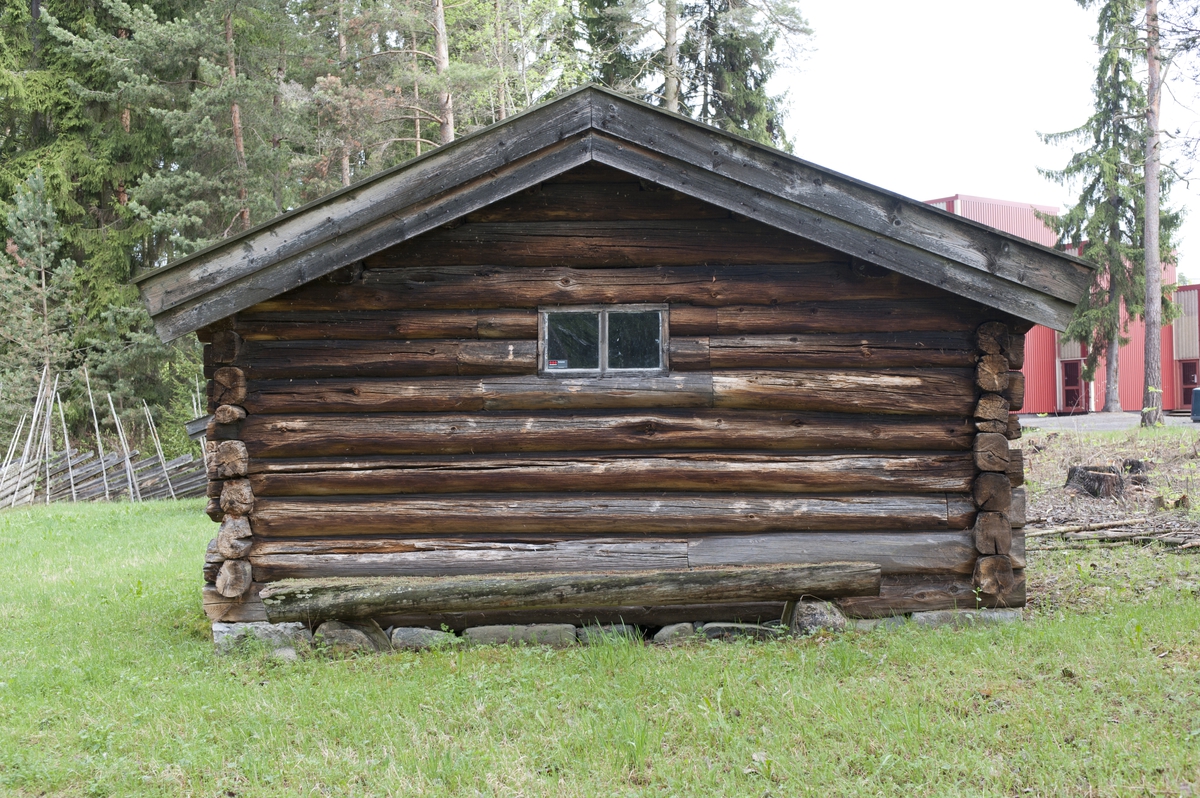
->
[[236, 309, 538, 341], [670, 301, 978, 335], [247, 531, 980, 578], [212, 367, 247, 406], [1004, 333, 1026, 370], [249, 493, 975, 536], [205, 497, 223, 521], [1011, 487, 1027, 528], [206, 479, 223, 499], [713, 370, 975, 414], [1004, 372, 1026, 411], [973, 512, 1012, 555], [215, 559, 253, 598], [1006, 413, 1022, 441], [242, 369, 976, 415], [217, 515, 253, 559], [972, 433, 1011, 472], [361, 221, 851, 269], [205, 417, 242, 441], [1008, 449, 1024, 487], [241, 411, 977, 458], [202, 582, 267, 622], [213, 440, 249, 479], [220, 479, 255, 515], [976, 321, 1009, 355], [974, 555, 1016, 598], [975, 354, 1010, 392], [259, 263, 934, 313], [210, 329, 242, 362], [974, 394, 1010, 422], [685, 531, 978, 575], [378, 603, 788, 631], [233, 339, 537, 379], [836, 570, 1026, 618], [251, 538, 689, 580], [258, 562, 883, 624], [669, 332, 977, 371], [462, 179, 734, 222], [1010, 532, 1026, 569], [973, 472, 1013, 513], [247, 452, 977, 496], [204, 538, 222, 583], [214, 405, 247, 424]]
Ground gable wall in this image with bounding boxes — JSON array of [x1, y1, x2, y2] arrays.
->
[[201, 164, 1027, 626]]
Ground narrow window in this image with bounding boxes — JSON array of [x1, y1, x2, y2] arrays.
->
[[540, 305, 668, 376]]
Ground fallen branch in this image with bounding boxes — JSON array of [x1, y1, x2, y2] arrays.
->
[[1025, 518, 1143, 539]]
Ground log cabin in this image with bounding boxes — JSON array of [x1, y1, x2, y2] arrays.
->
[[135, 85, 1092, 631]]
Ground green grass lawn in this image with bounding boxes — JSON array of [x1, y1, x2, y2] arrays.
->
[[0, 501, 1198, 797]]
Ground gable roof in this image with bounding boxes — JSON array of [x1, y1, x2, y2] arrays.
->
[[136, 84, 1094, 340]]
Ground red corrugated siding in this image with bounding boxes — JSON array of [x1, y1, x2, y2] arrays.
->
[[1020, 325, 1059, 413]]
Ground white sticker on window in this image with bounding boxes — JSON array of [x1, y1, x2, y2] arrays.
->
[[547, 359, 568, 369]]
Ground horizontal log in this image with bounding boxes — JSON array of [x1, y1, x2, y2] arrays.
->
[[233, 340, 537, 379], [1008, 449, 1024, 487], [713, 369, 976, 415], [247, 452, 977, 496], [363, 220, 853, 269], [836, 570, 1026, 618], [259, 562, 883, 624], [249, 493, 976, 536], [686, 531, 978, 575], [252, 538, 689, 580], [374, 602, 788, 632], [201, 583, 267, 623], [246, 373, 712, 413], [670, 332, 977, 371], [241, 411, 977, 458], [236, 309, 538, 341], [669, 301, 980, 335], [247, 531, 980, 578], [242, 369, 976, 415], [462, 180, 736, 222], [256, 263, 950, 313], [1004, 372, 1026, 411]]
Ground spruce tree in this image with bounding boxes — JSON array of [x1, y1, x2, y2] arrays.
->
[[1041, 0, 1178, 412]]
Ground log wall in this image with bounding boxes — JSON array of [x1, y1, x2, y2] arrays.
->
[[198, 164, 1028, 624]]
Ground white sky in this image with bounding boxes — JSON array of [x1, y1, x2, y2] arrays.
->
[[778, 0, 1198, 283]]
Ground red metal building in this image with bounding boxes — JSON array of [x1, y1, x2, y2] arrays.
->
[[925, 194, 1195, 413]]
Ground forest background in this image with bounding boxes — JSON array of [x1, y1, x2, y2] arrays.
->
[[0, 0, 807, 457]]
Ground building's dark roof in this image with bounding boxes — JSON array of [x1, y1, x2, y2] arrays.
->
[[136, 84, 1093, 340]]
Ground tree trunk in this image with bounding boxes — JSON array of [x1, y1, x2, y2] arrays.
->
[[664, 0, 680, 112], [225, 12, 250, 232], [1103, 330, 1121, 411], [1142, 0, 1164, 426], [432, 0, 455, 143]]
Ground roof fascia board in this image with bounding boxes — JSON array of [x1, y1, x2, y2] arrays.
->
[[138, 89, 595, 322], [587, 92, 1093, 306], [151, 135, 593, 340], [590, 133, 1076, 330]]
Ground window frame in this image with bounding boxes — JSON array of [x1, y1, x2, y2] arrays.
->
[[538, 304, 670, 377]]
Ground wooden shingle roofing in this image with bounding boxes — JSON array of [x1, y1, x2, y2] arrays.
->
[[136, 84, 1093, 340]]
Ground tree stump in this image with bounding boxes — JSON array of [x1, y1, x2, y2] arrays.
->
[[1065, 465, 1124, 499]]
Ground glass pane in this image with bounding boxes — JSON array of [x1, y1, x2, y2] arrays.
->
[[608, 311, 661, 369], [545, 312, 600, 370]]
